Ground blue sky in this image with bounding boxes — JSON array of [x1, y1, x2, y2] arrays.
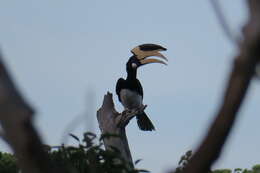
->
[[1, 1, 259, 173]]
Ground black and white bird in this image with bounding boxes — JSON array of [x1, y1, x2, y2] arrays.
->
[[116, 44, 167, 131]]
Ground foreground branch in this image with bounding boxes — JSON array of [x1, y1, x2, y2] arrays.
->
[[97, 92, 135, 168], [0, 53, 57, 173], [182, 1, 260, 173]]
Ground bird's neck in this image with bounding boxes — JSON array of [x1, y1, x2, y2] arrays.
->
[[126, 68, 137, 81]]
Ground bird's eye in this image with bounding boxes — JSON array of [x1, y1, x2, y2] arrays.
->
[[131, 63, 137, 68]]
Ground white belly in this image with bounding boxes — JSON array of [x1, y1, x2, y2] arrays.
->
[[120, 89, 142, 110]]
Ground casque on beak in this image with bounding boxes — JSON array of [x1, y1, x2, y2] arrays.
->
[[131, 44, 168, 65]]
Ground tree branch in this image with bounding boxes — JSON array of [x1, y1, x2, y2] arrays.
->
[[0, 52, 59, 173], [182, 1, 260, 173]]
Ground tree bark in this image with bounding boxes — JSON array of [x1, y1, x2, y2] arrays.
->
[[97, 92, 135, 168], [182, 0, 260, 173], [0, 52, 59, 173]]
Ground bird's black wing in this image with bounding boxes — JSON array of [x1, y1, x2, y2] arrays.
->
[[116, 78, 125, 102], [134, 79, 143, 98], [116, 78, 144, 101]]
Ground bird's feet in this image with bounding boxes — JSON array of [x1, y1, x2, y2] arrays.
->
[[117, 105, 147, 128], [121, 109, 132, 116]]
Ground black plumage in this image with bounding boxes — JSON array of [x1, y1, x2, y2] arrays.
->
[[116, 56, 155, 131], [116, 44, 167, 131]]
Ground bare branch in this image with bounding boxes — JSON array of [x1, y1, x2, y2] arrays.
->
[[182, 0, 260, 173], [0, 52, 62, 173], [97, 92, 134, 168]]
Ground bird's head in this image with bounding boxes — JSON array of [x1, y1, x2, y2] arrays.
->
[[127, 43, 167, 70]]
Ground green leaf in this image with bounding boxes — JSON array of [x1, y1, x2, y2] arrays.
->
[[69, 133, 80, 142], [234, 168, 242, 173], [253, 164, 260, 172], [134, 159, 142, 165]]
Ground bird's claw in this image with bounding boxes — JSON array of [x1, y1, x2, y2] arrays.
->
[[117, 105, 148, 128]]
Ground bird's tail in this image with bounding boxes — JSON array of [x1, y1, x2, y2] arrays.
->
[[136, 112, 155, 131]]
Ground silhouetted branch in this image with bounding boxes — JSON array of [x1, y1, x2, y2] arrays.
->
[[0, 52, 59, 173], [182, 0, 260, 173]]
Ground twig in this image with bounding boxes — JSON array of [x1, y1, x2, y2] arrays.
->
[[61, 113, 86, 144], [210, 0, 240, 45]]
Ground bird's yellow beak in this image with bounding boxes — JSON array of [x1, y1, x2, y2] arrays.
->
[[131, 44, 168, 65]]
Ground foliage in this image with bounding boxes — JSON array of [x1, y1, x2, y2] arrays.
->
[[47, 132, 149, 173], [175, 150, 192, 173], [0, 137, 259, 173], [0, 132, 147, 173], [212, 169, 232, 173], [174, 150, 260, 173], [0, 152, 18, 173]]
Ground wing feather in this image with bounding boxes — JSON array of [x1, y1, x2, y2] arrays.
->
[[116, 78, 125, 102]]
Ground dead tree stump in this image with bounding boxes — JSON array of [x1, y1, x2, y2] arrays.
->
[[97, 92, 146, 168]]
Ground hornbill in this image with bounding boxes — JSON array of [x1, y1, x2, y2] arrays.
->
[[116, 44, 167, 131]]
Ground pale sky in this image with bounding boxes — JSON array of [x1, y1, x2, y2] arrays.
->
[[1, 1, 259, 173]]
